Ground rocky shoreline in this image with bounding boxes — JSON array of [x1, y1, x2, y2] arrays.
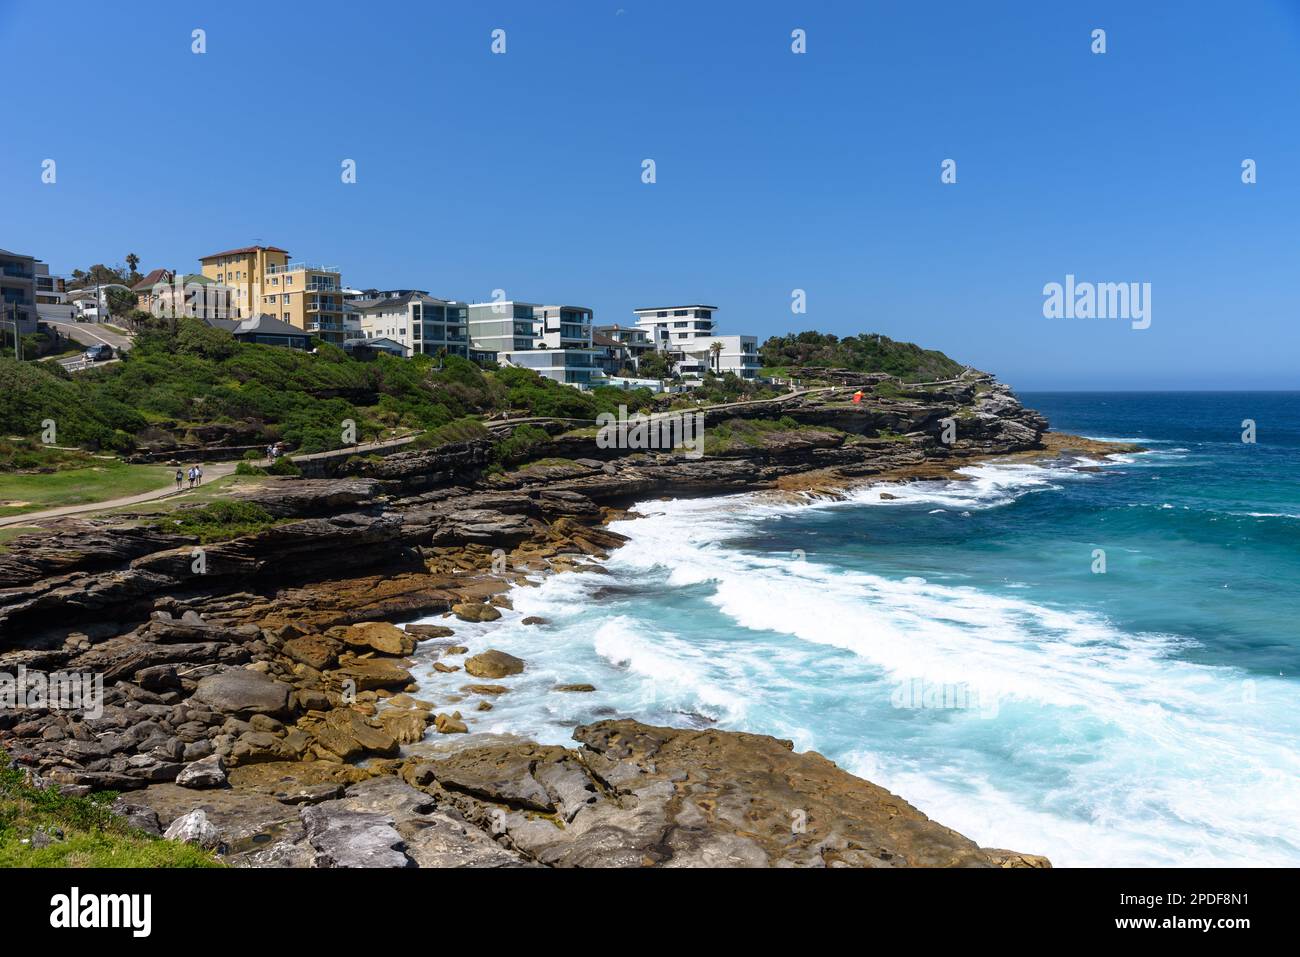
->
[[0, 376, 1101, 867]]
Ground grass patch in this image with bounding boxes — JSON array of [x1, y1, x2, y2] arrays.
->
[[702, 416, 832, 455], [0, 757, 221, 868], [412, 416, 488, 449], [146, 500, 279, 543], [0, 525, 49, 551], [509, 456, 579, 473], [0, 459, 174, 518]]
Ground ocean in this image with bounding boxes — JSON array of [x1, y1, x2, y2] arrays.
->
[[407, 392, 1300, 867]]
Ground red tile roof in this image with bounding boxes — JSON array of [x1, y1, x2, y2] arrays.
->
[[132, 268, 173, 291], [198, 245, 290, 261]]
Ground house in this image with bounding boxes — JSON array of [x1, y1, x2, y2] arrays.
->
[[207, 314, 312, 349], [466, 300, 599, 386], [351, 291, 469, 358], [343, 336, 406, 359], [34, 262, 71, 322], [65, 283, 131, 323], [0, 248, 40, 336], [595, 323, 654, 370], [632, 304, 760, 379], [134, 269, 233, 320]]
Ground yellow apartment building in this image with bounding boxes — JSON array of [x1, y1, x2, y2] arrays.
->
[[198, 245, 345, 345]]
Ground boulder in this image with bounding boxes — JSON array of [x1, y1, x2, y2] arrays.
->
[[282, 634, 342, 671], [554, 683, 596, 693], [378, 708, 431, 744], [460, 684, 509, 696], [433, 713, 468, 734], [340, 622, 416, 657], [163, 809, 224, 851], [451, 602, 501, 623], [176, 754, 227, 790], [333, 657, 413, 691], [464, 649, 525, 679], [405, 624, 455, 640], [193, 669, 291, 719], [300, 805, 410, 868]]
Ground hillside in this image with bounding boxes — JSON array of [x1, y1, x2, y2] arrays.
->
[[0, 320, 656, 456], [760, 331, 967, 381]]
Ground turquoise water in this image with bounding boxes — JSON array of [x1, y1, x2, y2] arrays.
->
[[409, 392, 1300, 866]]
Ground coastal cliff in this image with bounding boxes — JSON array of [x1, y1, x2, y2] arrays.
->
[[0, 374, 1061, 867]]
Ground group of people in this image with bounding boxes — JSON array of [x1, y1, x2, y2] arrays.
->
[[265, 442, 286, 461], [174, 465, 204, 490]]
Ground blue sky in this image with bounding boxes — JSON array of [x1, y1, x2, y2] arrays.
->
[[3, 0, 1299, 389]]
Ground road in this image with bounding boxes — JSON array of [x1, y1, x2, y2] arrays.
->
[[44, 320, 133, 369]]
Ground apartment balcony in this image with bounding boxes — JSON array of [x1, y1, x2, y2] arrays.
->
[[306, 281, 340, 292], [267, 262, 340, 275], [1, 265, 35, 280], [308, 320, 343, 332]]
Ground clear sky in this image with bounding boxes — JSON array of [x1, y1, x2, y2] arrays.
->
[[3, 0, 1298, 389]]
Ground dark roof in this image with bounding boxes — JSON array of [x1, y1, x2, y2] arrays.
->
[[198, 245, 290, 261], [352, 291, 453, 310], [208, 314, 307, 337], [591, 331, 624, 348], [632, 304, 718, 312]]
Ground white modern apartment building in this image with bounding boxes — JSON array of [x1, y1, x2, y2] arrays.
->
[[352, 291, 469, 358], [466, 300, 598, 386], [34, 261, 72, 322], [632, 303, 761, 379]]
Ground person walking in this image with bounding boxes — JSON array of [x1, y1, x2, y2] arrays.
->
[[174, 468, 184, 491], [187, 466, 196, 489], [196, 465, 204, 486]]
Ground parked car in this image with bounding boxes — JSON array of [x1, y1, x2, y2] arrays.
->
[[83, 344, 114, 362]]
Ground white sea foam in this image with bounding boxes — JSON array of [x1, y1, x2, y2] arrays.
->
[[590, 468, 1300, 867], [406, 456, 1300, 867]]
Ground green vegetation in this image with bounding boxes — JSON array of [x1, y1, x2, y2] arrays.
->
[[0, 439, 100, 473], [493, 424, 554, 466], [0, 457, 173, 518], [759, 332, 966, 382], [411, 416, 488, 449], [702, 416, 833, 455], [0, 526, 48, 552], [0, 325, 660, 458], [685, 371, 782, 406], [147, 500, 279, 543], [0, 757, 220, 868]]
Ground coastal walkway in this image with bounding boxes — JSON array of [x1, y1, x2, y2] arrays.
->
[[0, 462, 240, 528], [0, 434, 416, 528]]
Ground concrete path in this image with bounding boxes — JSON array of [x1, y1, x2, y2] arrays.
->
[[0, 462, 239, 528]]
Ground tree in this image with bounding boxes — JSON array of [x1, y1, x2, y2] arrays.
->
[[125, 253, 141, 285], [709, 340, 723, 372], [68, 263, 131, 288], [105, 287, 138, 323], [638, 349, 671, 380]]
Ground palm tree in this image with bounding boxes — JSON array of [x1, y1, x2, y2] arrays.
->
[[125, 253, 141, 284], [709, 340, 723, 373]]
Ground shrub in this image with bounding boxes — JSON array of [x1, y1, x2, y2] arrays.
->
[[150, 500, 278, 543], [492, 423, 552, 465]]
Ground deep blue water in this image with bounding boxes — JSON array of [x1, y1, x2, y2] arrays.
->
[[407, 392, 1300, 866]]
